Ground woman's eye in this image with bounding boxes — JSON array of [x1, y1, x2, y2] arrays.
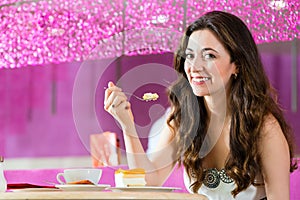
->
[[203, 53, 216, 60], [185, 53, 194, 59]]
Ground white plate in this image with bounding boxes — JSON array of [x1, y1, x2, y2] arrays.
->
[[55, 184, 111, 191], [108, 186, 181, 192]]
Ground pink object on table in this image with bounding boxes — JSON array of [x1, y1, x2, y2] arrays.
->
[[90, 132, 121, 167]]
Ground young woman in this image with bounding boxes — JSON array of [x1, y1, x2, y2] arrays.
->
[[104, 11, 297, 200]]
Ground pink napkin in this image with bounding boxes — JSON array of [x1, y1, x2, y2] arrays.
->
[[7, 183, 56, 189]]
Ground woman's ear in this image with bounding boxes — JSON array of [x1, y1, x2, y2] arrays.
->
[[234, 64, 239, 75], [232, 64, 239, 79]]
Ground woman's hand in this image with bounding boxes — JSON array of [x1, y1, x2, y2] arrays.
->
[[104, 81, 134, 131]]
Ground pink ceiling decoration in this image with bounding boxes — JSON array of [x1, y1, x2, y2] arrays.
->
[[0, 0, 299, 69]]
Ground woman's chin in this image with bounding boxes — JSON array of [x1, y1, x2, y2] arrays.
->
[[192, 88, 209, 97]]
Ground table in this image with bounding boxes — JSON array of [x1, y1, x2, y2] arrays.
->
[[0, 191, 208, 200]]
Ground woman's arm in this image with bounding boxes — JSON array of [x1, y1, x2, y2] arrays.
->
[[104, 81, 177, 186], [259, 115, 291, 200]]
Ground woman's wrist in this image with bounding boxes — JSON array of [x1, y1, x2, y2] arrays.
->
[[122, 122, 137, 136]]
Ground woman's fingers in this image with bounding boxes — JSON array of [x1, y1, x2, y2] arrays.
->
[[104, 82, 120, 98], [104, 82, 124, 110], [107, 99, 128, 116], [108, 81, 114, 88], [105, 90, 127, 110]]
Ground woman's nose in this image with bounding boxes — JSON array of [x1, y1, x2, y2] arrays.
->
[[189, 57, 205, 72]]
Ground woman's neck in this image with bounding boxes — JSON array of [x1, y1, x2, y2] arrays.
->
[[203, 89, 229, 119]]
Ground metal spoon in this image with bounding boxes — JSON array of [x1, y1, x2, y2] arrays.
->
[[104, 87, 158, 101]]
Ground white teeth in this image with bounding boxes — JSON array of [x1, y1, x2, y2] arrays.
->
[[193, 77, 210, 82]]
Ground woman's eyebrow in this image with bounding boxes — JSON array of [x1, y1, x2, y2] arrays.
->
[[186, 47, 219, 54], [201, 47, 219, 53], [185, 48, 193, 52]]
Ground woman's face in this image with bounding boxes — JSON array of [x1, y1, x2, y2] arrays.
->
[[184, 29, 237, 97]]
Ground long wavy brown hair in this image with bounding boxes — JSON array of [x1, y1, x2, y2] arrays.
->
[[167, 11, 298, 196]]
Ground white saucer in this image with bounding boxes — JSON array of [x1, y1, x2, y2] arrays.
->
[[108, 186, 181, 192], [55, 184, 111, 191]]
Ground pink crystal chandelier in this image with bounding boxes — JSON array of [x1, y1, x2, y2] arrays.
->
[[0, 0, 299, 69]]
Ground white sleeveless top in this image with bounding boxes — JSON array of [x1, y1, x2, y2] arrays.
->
[[183, 168, 266, 200]]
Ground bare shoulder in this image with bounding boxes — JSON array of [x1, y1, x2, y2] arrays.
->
[[260, 114, 285, 140], [259, 114, 290, 166]]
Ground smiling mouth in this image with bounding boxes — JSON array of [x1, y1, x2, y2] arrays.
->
[[192, 77, 211, 83]]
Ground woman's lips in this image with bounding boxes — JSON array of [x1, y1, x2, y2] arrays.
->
[[191, 76, 211, 85]]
